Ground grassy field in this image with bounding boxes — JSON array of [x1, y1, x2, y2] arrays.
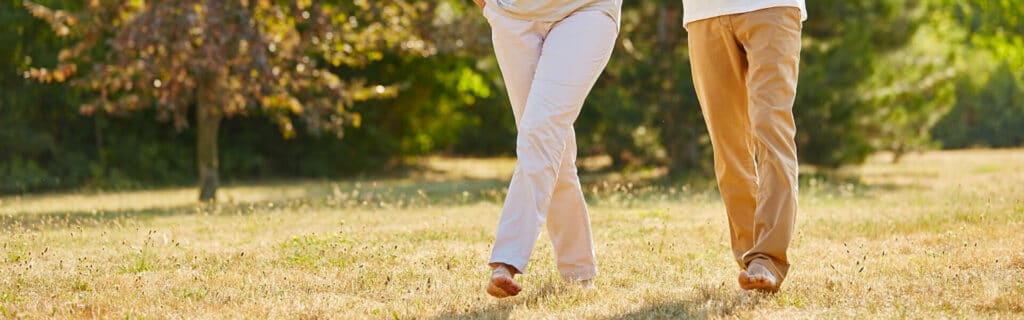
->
[[1, 149, 1022, 319]]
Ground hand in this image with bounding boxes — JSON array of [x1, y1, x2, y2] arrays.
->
[[473, 0, 485, 9]]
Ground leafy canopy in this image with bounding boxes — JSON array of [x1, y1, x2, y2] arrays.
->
[[23, 0, 434, 138]]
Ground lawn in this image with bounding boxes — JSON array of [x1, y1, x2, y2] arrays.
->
[[1, 149, 1022, 319]]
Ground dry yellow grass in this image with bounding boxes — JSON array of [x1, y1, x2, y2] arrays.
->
[[1, 149, 1022, 319]]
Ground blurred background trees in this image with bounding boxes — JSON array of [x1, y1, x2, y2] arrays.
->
[[930, 0, 1024, 149], [20, 0, 447, 200], [2, 0, 1022, 195]]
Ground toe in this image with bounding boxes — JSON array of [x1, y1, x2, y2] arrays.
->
[[487, 283, 509, 298], [754, 275, 768, 284], [495, 276, 521, 296], [487, 276, 519, 298]]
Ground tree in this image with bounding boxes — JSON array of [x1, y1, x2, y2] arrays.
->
[[581, 0, 706, 175], [928, 0, 1024, 149], [582, 0, 930, 173], [792, 0, 926, 167], [0, 0, 86, 193], [861, 9, 961, 162], [23, 0, 432, 200]]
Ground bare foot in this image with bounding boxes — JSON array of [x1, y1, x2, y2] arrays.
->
[[486, 264, 522, 298], [738, 263, 779, 293]]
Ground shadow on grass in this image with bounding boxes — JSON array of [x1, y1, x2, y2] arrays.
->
[[429, 283, 575, 320], [0, 178, 510, 231], [577, 166, 920, 208], [295, 178, 509, 206], [798, 171, 922, 198], [604, 282, 772, 320], [605, 302, 709, 320], [0, 167, 693, 230], [0, 202, 231, 231], [605, 300, 747, 320], [431, 281, 773, 320], [1, 161, 920, 231]]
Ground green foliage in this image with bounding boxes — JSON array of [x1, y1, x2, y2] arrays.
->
[[927, 0, 1024, 149], [860, 9, 962, 161], [351, 53, 502, 157], [20, 0, 432, 136], [795, 0, 923, 167], [0, 0, 96, 192], [583, 0, 706, 173], [583, 0, 940, 170], [933, 65, 1024, 148]]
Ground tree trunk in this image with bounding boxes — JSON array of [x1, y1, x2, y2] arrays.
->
[[891, 143, 905, 164], [657, 3, 706, 176], [196, 82, 223, 202]]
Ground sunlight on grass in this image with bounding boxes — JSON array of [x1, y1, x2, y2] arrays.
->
[[0, 149, 1022, 318]]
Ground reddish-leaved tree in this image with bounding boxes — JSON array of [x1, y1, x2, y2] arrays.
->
[[24, 0, 435, 200]]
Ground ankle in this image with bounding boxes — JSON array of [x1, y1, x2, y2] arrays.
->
[[491, 263, 516, 277], [576, 278, 595, 289]]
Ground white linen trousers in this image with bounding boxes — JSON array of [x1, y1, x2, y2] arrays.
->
[[484, 4, 618, 281]]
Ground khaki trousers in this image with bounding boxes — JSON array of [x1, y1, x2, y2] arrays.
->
[[484, 5, 618, 280], [686, 6, 802, 285]]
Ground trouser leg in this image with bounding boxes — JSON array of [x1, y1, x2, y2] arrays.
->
[[489, 10, 618, 274], [546, 129, 597, 280], [733, 7, 802, 283], [687, 15, 759, 272]]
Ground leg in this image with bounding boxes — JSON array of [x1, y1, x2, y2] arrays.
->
[[546, 129, 597, 281], [484, 5, 547, 278], [482, 5, 544, 298], [490, 10, 618, 274], [487, 6, 545, 126], [735, 6, 803, 288], [491, 7, 598, 281], [686, 16, 759, 270]]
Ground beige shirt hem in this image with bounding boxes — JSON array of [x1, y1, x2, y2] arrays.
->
[[484, 0, 620, 26]]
